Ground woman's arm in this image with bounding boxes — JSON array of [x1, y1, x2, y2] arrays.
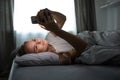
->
[[51, 27, 88, 55], [41, 9, 66, 37], [37, 9, 88, 55], [48, 10, 66, 37], [51, 10, 66, 29]]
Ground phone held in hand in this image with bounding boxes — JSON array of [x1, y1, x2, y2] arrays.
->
[[31, 16, 38, 24]]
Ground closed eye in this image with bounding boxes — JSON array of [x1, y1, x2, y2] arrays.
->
[[37, 42, 41, 44], [32, 39, 36, 41]]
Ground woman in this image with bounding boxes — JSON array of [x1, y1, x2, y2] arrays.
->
[[18, 8, 88, 64]]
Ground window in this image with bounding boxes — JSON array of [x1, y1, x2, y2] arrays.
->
[[14, 0, 76, 34], [14, 0, 77, 46]]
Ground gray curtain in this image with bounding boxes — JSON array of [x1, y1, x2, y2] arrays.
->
[[74, 0, 97, 33], [0, 0, 15, 77]]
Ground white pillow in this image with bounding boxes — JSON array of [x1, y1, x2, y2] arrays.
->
[[15, 52, 61, 66]]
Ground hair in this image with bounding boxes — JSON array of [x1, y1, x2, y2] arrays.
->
[[17, 42, 28, 56], [17, 45, 26, 56]]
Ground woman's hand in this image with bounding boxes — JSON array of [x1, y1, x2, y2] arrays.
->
[[36, 9, 88, 55], [50, 10, 66, 29], [36, 8, 60, 32]]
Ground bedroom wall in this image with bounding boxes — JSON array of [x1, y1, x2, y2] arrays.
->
[[95, 0, 120, 31]]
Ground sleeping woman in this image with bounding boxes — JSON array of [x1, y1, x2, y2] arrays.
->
[[18, 8, 88, 64]]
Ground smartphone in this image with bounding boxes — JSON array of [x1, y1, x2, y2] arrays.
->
[[31, 16, 38, 24]]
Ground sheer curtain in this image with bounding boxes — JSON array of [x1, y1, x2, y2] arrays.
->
[[74, 0, 97, 33], [14, 0, 77, 47], [0, 0, 15, 77]]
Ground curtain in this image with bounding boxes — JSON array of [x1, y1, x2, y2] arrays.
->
[[74, 0, 97, 33], [0, 0, 15, 77]]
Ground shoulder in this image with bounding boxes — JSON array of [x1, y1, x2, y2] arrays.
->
[[45, 32, 57, 40]]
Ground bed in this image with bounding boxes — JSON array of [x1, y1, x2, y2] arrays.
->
[[8, 61, 120, 80], [8, 30, 120, 80]]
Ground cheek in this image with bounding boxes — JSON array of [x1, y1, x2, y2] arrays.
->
[[37, 41, 48, 52], [44, 41, 48, 49], [37, 45, 43, 50], [37, 45, 45, 52]]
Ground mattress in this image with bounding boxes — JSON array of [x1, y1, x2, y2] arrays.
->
[[9, 61, 120, 80]]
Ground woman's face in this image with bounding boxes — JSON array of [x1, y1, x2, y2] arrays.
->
[[24, 38, 48, 53]]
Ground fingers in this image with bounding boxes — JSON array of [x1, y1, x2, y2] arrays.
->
[[45, 9, 54, 22], [40, 25, 46, 29], [36, 8, 54, 25], [42, 9, 54, 23], [37, 10, 46, 24]]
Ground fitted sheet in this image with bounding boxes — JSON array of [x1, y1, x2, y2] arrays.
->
[[9, 61, 120, 80]]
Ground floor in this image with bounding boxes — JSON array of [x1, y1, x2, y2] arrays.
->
[[0, 71, 9, 80], [0, 78, 8, 80]]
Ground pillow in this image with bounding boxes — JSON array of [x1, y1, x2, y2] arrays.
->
[[15, 52, 61, 66]]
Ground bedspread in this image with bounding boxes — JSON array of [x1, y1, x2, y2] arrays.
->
[[76, 30, 120, 64]]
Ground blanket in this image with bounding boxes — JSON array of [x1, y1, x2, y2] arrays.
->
[[76, 30, 120, 64]]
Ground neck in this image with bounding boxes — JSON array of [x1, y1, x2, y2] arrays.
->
[[47, 44, 56, 53]]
